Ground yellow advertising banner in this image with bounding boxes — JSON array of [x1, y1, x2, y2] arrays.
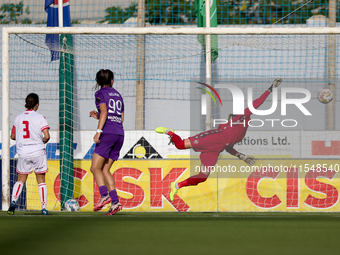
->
[[26, 159, 340, 212]]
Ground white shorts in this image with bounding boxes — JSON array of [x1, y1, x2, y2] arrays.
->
[[17, 154, 48, 175]]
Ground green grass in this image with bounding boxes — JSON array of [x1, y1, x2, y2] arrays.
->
[[1, 211, 340, 255]]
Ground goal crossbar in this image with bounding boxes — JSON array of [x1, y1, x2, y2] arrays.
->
[[3, 26, 340, 35]]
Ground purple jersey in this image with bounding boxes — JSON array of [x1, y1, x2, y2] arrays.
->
[[95, 87, 124, 136]]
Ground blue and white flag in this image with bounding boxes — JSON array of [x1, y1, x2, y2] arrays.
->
[[45, 0, 71, 61]]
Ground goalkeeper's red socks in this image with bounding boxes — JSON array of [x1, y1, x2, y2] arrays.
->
[[178, 172, 209, 188], [167, 131, 186, 150]]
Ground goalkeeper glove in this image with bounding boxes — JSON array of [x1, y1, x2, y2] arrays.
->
[[237, 153, 256, 166], [268, 78, 282, 92]]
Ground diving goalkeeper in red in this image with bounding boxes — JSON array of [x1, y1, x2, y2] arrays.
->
[[155, 78, 282, 201]]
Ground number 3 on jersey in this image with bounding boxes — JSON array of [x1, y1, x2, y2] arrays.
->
[[108, 99, 122, 115], [22, 120, 30, 139]]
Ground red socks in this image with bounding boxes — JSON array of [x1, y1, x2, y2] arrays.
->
[[178, 172, 208, 188], [168, 131, 186, 150]]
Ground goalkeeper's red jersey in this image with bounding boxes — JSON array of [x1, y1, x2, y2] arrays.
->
[[218, 90, 270, 150]]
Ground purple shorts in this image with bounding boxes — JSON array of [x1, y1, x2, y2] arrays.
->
[[94, 134, 124, 161]]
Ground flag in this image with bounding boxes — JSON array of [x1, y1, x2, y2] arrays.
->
[[45, 0, 71, 61], [195, 0, 218, 63]]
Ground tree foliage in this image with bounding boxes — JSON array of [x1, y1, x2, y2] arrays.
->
[[218, 0, 337, 25], [104, 0, 337, 25], [103, 4, 137, 24], [103, 0, 196, 25], [145, 0, 196, 25], [0, 1, 31, 24]]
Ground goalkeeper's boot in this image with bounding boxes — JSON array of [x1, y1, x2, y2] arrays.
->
[[169, 182, 179, 202], [93, 195, 112, 212], [268, 78, 283, 92], [7, 201, 16, 215], [155, 127, 174, 134], [105, 201, 122, 216], [41, 208, 49, 215]]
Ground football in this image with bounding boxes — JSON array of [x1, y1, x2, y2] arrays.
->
[[317, 88, 333, 104], [64, 199, 80, 212]]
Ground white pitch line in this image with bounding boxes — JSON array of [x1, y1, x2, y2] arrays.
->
[[2, 213, 340, 218]]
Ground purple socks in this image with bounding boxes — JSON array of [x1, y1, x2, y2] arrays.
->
[[99, 185, 119, 203], [99, 185, 108, 197], [109, 189, 119, 203]]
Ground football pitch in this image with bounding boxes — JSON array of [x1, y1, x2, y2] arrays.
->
[[1, 211, 340, 255]]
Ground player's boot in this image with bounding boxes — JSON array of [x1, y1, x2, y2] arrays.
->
[[41, 208, 49, 215], [268, 78, 282, 92], [93, 195, 112, 212], [105, 202, 122, 216], [7, 201, 16, 215], [155, 127, 174, 134], [169, 182, 179, 202]]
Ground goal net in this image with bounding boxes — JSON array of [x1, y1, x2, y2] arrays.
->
[[2, 26, 340, 212]]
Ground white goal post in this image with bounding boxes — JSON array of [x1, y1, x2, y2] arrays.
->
[[2, 26, 340, 212]]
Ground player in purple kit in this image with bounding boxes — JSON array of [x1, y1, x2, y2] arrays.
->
[[89, 69, 124, 215]]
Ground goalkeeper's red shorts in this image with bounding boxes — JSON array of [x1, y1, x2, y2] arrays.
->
[[188, 129, 225, 168]]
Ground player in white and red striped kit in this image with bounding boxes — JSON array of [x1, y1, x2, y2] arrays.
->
[[7, 93, 50, 215]]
